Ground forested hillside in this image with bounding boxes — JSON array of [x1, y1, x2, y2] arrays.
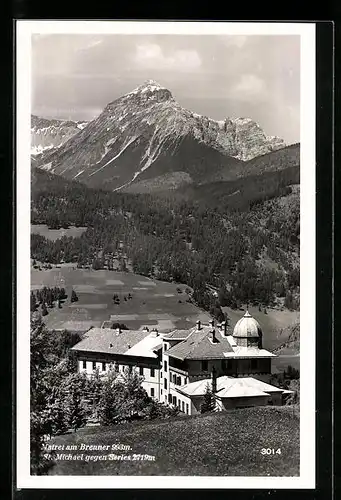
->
[[31, 168, 300, 314]]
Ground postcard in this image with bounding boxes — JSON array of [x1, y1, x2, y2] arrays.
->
[[16, 20, 316, 489]]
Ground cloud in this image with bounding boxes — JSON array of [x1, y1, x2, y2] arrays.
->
[[133, 43, 201, 71], [232, 74, 266, 98]]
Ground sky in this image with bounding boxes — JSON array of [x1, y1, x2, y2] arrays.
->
[[31, 34, 300, 144]]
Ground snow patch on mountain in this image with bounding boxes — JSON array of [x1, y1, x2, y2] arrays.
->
[[73, 170, 84, 179]]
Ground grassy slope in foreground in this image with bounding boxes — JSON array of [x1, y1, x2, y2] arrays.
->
[[48, 406, 299, 476]]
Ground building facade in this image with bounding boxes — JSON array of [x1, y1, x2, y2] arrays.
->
[[71, 311, 290, 415], [71, 326, 163, 399]]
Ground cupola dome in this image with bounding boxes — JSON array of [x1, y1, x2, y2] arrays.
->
[[232, 311, 263, 348]]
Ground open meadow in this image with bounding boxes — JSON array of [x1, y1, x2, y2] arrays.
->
[[47, 406, 300, 476], [31, 267, 210, 332], [31, 267, 299, 371], [31, 224, 87, 242]]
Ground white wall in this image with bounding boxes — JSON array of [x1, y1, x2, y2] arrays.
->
[[78, 359, 162, 400]]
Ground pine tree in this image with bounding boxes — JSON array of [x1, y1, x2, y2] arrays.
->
[[87, 369, 102, 418], [64, 373, 87, 432], [41, 303, 48, 316], [200, 383, 216, 414], [98, 370, 120, 426], [30, 292, 37, 312]]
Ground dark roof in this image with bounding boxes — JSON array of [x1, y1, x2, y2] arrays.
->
[[162, 329, 191, 340], [166, 326, 234, 360], [71, 328, 151, 355]]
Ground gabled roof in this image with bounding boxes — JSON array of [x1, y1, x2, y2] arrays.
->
[[162, 329, 191, 340], [124, 334, 162, 358], [176, 376, 285, 399], [166, 326, 234, 360], [71, 328, 152, 356]]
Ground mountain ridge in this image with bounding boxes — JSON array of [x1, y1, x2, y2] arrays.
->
[[31, 114, 88, 155], [32, 80, 289, 191]]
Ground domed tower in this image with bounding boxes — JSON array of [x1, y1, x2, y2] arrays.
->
[[232, 311, 263, 349]]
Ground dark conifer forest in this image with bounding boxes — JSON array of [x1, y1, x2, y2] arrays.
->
[[31, 167, 300, 311]]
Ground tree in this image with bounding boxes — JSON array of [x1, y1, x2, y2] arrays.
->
[[41, 303, 48, 316], [70, 289, 78, 303], [200, 384, 216, 414], [30, 319, 58, 474], [111, 323, 128, 330], [284, 291, 294, 310], [63, 373, 87, 432], [98, 370, 120, 426], [210, 304, 225, 323], [285, 365, 300, 380], [30, 292, 37, 312], [92, 258, 102, 270]]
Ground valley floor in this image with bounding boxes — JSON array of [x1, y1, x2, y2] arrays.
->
[[31, 267, 299, 369]]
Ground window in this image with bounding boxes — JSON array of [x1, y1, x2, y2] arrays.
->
[[164, 343, 168, 351], [177, 400, 181, 408], [92, 361, 96, 370], [82, 360, 86, 369], [186, 403, 189, 414], [150, 368, 155, 377], [151, 388, 155, 397], [202, 360, 208, 371], [181, 401, 185, 412], [139, 366, 144, 376], [168, 394, 172, 403], [173, 374, 177, 384], [251, 359, 258, 370], [161, 389, 163, 396], [164, 378, 167, 389], [177, 376, 181, 386], [172, 396, 177, 406], [164, 360, 168, 372], [102, 362, 106, 371]]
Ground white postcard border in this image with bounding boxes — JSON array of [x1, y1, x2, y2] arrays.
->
[[16, 20, 316, 489]]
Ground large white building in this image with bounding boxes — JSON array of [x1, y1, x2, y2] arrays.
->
[[71, 311, 292, 415]]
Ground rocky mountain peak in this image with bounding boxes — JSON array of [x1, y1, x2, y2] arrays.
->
[[33, 80, 289, 190], [122, 79, 174, 103]]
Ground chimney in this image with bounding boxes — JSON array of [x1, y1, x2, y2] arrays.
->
[[196, 320, 201, 331], [116, 327, 121, 335], [151, 328, 159, 338], [221, 321, 227, 336], [209, 319, 214, 328], [211, 366, 217, 393], [142, 326, 149, 333], [211, 329, 217, 343]]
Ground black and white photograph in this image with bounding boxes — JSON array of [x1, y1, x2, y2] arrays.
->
[[16, 21, 316, 489]]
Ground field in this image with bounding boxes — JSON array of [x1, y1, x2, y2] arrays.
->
[[31, 268, 210, 332], [31, 267, 299, 370], [31, 224, 87, 241], [47, 406, 300, 476]]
